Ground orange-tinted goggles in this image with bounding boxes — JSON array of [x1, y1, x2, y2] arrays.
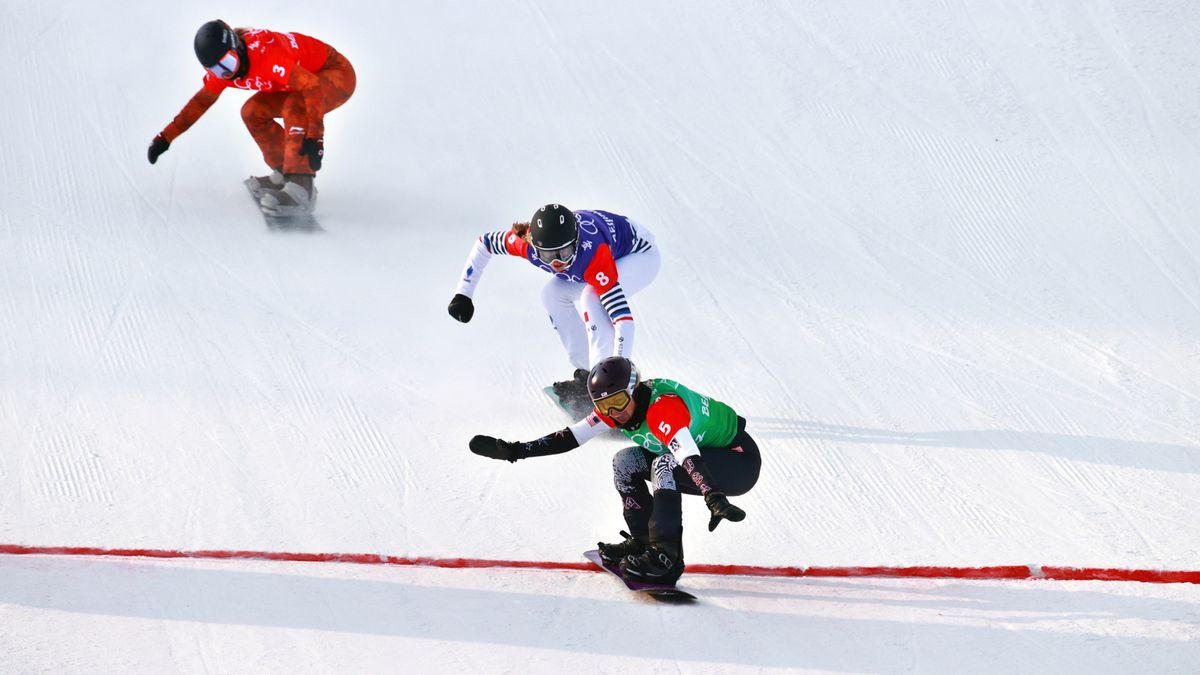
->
[[593, 390, 632, 416]]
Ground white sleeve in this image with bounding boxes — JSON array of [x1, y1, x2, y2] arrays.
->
[[599, 281, 635, 357], [568, 410, 610, 446], [667, 426, 702, 462], [454, 237, 494, 298], [613, 315, 634, 358]]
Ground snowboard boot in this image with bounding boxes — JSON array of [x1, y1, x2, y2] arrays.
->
[[244, 169, 285, 200], [598, 530, 646, 567], [551, 368, 590, 400], [620, 540, 684, 585], [704, 491, 746, 531], [260, 173, 317, 216]]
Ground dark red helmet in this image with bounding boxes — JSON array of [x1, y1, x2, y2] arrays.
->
[[588, 357, 640, 416]]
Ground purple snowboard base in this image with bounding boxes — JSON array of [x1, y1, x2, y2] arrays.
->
[[583, 549, 697, 603]]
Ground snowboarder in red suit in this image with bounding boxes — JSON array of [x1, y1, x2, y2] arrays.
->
[[147, 20, 356, 216]]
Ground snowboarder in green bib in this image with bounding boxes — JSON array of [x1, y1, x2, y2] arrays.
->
[[470, 356, 761, 585]]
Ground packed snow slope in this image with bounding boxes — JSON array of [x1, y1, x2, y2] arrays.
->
[[1, 0, 1199, 671]]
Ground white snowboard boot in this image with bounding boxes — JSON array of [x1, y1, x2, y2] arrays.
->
[[244, 170, 284, 200], [259, 173, 317, 216]]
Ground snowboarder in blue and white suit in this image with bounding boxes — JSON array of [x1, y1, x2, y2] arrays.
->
[[448, 204, 660, 399]]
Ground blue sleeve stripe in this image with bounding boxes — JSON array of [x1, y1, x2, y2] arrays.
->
[[600, 286, 625, 302], [602, 297, 628, 312], [482, 232, 508, 255], [602, 288, 631, 317], [603, 296, 630, 311]]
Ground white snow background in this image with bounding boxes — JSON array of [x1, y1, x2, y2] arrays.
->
[[1, 0, 1199, 672]]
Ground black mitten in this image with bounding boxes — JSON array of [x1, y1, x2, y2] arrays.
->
[[704, 492, 745, 531], [469, 435, 523, 462], [148, 134, 170, 164], [448, 294, 475, 323], [299, 137, 324, 171]]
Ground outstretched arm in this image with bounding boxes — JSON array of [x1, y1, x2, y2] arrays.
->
[[469, 428, 577, 462], [455, 236, 495, 298], [148, 87, 221, 164], [448, 226, 529, 323], [469, 409, 609, 462]]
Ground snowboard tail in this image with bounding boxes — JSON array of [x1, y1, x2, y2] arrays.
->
[[543, 386, 596, 420]]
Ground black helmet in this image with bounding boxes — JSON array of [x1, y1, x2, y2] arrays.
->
[[194, 20, 246, 75], [588, 356, 640, 415], [529, 204, 577, 249]]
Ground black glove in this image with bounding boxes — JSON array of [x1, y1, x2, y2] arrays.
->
[[469, 435, 524, 462], [705, 492, 745, 531], [299, 137, 324, 171], [148, 134, 170, 164], [448, 293, 474, 323]]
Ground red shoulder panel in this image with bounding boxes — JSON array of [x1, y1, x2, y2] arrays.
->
[[583, 243, 619, 292], [645, 394, 691, 446]]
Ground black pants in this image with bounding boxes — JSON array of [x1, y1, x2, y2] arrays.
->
[[612, 417, 761, 544]]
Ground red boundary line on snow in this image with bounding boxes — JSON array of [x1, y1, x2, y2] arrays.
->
[[1, 544, 1197, 584]]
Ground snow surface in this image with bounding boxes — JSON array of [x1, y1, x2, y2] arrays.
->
[[2, 0, 1199, 672]]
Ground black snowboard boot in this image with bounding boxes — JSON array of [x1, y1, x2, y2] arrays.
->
[[620, 540, 684, 585], [598, 530, 646, 567], [551, 368, 589, 400]]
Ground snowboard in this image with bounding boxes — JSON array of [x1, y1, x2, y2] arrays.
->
[[583, 549, 697, 603], [246, 179, 322, 232], [543, 385, 595, 420]]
